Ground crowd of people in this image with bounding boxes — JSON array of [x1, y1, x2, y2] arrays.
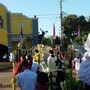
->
[[9, 48, 65, 90], [7, 33, 90, 90]]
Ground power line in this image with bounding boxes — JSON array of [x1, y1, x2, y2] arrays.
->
[[29, 13, 59, 16]]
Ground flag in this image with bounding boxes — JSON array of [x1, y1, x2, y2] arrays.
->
[[20, 23, 23, 41], [77, 25, 80, 36], [53, 24, 56, 39]]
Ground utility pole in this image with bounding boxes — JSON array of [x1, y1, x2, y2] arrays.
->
[[60, 0, 64, 52], [60, 0, 67, 58], [60, 0, 63, 37], [59, 0, 62, 49]]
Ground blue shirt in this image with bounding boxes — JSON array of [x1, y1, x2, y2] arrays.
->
[[31, 62, 39, 73], [17, 69, 37, 90]]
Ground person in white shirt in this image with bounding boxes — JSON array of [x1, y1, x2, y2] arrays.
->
[[47, 50, 58, 90], [9, 52, 15, 62], [78, 33, 90, 90], [73, 57, 81, 72], [47, 50, 57, 72], [9, 52, 15, 68]]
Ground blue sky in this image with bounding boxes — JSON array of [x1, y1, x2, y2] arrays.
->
[[0, 0, 90, 36]]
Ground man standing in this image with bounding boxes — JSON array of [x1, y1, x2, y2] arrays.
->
[[17, 60, 37, 90], [79, 33, 90, 90]]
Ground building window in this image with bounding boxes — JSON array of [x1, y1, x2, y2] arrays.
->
[[0, 15, 3, 29]]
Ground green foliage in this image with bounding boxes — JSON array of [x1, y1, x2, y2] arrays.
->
[[55, 36, 60, 45], [42, 37, 52, 45], [17, 36, 32, 49], [63, 14, 78, 37], [74, 36, 83, 45], [61, 52, 84, 90], [23, 36, 32, 43], [63, 14, 90, 38]]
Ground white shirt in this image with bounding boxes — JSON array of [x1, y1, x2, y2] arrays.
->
[[74, 57, 80, 71], [47, 55, 57, 72], [9, 53, 15, 61]]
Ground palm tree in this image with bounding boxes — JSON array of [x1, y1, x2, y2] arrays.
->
[[23, 36, 32, 48]]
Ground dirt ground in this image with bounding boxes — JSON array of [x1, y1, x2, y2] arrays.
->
[[0, 62, 19, 90]]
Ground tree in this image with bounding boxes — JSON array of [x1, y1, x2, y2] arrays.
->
[[55, 36, 60, 45], [24, 36, 32, 43], [23, 36, 32, 48], [77, 15, 87, 31], [63, 14, 78, 37], [74, 36, 83, 45], [60, 36, 68, 51], [62, 14, 90, 39], [18, 36, 32, 49], [42, 37, 52, 45]]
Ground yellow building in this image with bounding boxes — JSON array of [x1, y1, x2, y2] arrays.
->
[[0, 3, 38, 59]]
